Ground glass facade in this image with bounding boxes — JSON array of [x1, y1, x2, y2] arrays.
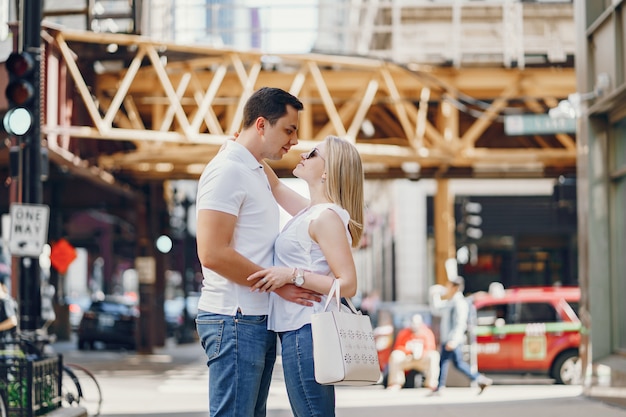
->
[[611, 119, 626, 352]]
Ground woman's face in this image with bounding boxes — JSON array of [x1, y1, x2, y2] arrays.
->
[[293, 141, 326, 182]]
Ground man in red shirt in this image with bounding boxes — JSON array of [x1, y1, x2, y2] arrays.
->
[[386, 313, 440, 390]]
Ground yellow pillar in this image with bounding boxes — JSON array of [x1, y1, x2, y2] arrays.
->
[[434, 178, 456, 285]]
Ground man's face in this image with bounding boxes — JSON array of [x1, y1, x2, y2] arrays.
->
[[261, 105, 300, 160]]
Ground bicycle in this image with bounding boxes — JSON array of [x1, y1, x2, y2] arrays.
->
[[0, 330, 102, 417]]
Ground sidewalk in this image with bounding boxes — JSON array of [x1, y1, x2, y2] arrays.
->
[[53, 338, 626, 417]]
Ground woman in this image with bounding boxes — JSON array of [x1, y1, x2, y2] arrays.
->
[[248, 135, 365, 417]]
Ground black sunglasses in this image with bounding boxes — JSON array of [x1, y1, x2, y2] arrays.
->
[[304, 148, 325, 161]]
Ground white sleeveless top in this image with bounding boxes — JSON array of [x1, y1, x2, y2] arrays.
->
[[267, 203, 352, 332]]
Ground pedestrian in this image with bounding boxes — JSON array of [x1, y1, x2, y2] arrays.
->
[[247, 135, 365, 417], [195, 86, 321, 417], [0, 270, 18, 343], [386, 313, 440, 390], [430, 276, 492, 395]]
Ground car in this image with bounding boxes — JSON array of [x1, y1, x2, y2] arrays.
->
[[470, 285, 581, 385], [164, 297, 185, 339], [164, 292, 200, 343], [77, 296, 139, 350], [64, 295, 93, 330], [370, 301, 436, 387]]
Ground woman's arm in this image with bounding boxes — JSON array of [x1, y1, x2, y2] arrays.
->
[[261, 161, 309, 217], [306, 209, 358, 297], [247, 209, 357, 298]]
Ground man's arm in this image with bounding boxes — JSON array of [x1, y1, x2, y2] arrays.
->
[[196, 209, 262, 285], [197, 208, 320, 305]]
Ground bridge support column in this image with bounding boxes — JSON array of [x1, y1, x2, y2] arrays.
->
[[434, 179, 456, 285]]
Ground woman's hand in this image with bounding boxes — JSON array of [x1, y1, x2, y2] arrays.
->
[[248, 266, 295, 292]]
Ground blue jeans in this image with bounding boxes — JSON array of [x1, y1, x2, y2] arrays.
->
[[196, 310, 277, 417], [437, 344, 479, 389], [279, 324, 335, 417]]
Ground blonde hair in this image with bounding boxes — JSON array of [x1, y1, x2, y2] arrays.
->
[[322, 136, 364, 247]]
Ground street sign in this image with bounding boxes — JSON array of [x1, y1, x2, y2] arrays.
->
[[136, 256, 156, 284], [50, 238, 77, 274], [504, 114, 576, 135], [9, 203, 49, 257]]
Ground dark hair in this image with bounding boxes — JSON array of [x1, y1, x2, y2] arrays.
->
[[242, 87, 303, 129]]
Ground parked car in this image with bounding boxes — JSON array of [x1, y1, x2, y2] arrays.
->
[[64, 295, 93, 330], [164, 297, 185, 339], [164, 292, 200, 343], [471, 285, 581, 384], [371, 301, 436, 387], [77, 296, 139, 350]]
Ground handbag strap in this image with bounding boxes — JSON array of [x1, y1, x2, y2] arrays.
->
[[322, 280, 361, 315]]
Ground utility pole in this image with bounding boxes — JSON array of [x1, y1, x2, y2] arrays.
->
[[4, 2, 45, 332]]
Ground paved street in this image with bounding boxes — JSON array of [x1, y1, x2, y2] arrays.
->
[[53, 338, 626, 417]]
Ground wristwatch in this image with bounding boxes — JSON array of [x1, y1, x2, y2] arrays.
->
[[292, 268, 305, 287]]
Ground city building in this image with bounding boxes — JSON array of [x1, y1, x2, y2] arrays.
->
[[574, 0, 626, 406], [0, 0, 599, 369]]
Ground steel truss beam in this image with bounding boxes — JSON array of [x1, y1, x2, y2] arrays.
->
[[41, 25, 577, 182]]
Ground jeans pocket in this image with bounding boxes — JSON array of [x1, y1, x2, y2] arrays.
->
[[235, 314, 267, 325], [197, 316, 225, 361]]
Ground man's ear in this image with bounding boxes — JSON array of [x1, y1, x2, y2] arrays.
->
[[256, 116, 266, 133]]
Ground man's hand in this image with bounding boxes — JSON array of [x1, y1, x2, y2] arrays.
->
[[274, 285, 322, 307]]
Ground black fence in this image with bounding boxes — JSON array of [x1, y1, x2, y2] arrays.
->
[[0, 353, 62, 417]]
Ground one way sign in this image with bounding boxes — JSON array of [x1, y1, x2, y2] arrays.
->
[[9, 203, 50, 257]]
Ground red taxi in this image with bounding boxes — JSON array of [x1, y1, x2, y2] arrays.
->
[[471, 285, 581, 385]]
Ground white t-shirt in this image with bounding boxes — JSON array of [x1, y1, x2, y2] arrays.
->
[[268, 203, 351, 332], [195, 141, 279, 316]]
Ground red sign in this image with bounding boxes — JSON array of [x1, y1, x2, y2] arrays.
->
[[50, 238, 77, 274]]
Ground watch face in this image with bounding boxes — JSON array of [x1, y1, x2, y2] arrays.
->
[[295, 275, 305, 286]]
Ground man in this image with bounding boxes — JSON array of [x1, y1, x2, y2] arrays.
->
[[0, 271, 18, 342], [386, 313, 439, 390], [195, 87, 320, 417], [430, 276, 492, 395]]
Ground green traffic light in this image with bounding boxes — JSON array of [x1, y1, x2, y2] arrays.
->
[[4, 51, 37, 137], [4, 107, 33, 136]]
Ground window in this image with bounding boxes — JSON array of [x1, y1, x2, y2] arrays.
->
[[477, 303, 509, 326], [516, 302, 558, 324]]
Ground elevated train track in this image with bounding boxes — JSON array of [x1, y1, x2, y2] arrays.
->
[[36, 23, 576, 189]]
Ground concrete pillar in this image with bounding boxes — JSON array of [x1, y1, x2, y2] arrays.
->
[[392, 180, 429, 303]]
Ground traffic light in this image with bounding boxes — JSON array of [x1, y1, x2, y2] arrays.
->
[[4, 51, 37, 137], [463, 201, 483, 239], [456, 199, 483, 240]]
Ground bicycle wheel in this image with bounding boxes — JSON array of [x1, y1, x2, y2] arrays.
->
[[0, 392, 7, 417], [62, 364, 103, 416], [61, 365, 82, 409]]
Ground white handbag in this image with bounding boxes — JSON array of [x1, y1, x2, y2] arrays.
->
[[310, 280, 381, 386]]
